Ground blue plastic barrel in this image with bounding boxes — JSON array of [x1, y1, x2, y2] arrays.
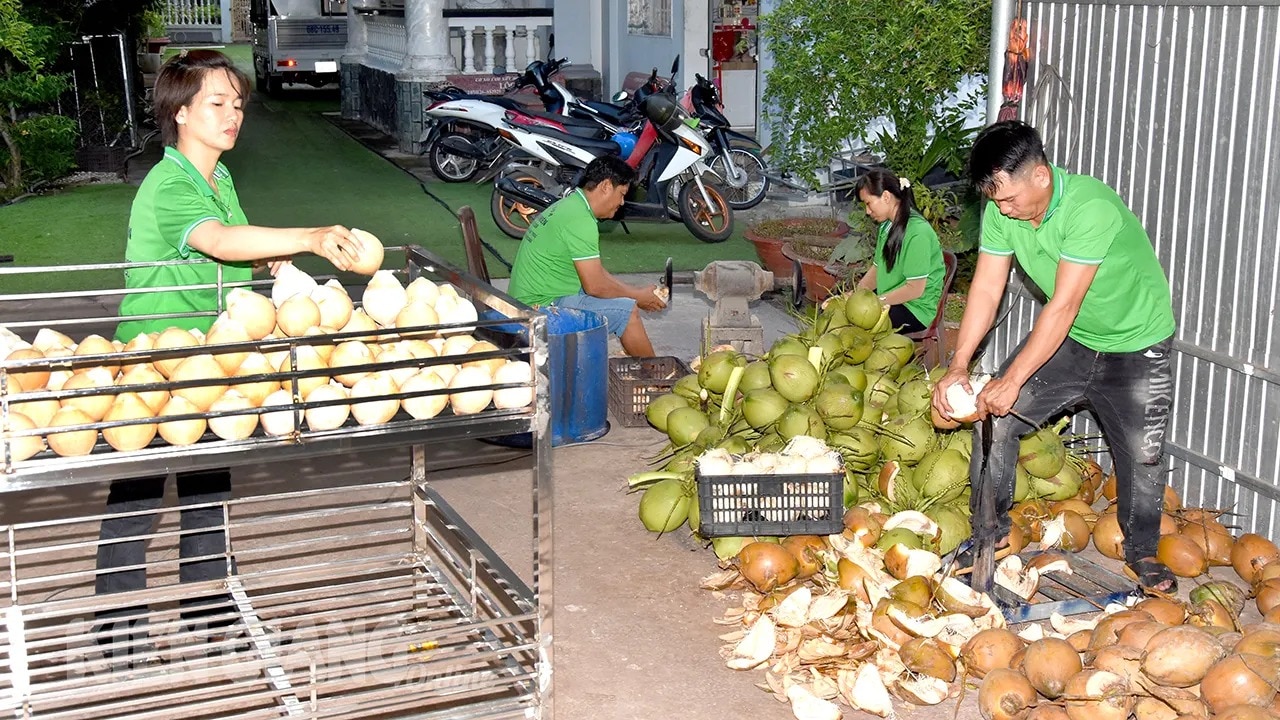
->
[[486, 306, 609, 447]]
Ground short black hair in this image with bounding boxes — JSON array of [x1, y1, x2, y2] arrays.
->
[[967, 120, 1050, 194], [579, 155, 637, 191], [154, 50, 250, 147]]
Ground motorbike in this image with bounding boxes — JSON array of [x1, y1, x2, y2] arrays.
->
[[490, 77, 734, 243], [681, 73, 770, 210]]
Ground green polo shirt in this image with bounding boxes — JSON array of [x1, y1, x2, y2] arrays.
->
[[980, 165, 1175, 353], [115, 147, 252, 342], [507, 189, 599, 306], [875, 211, 945, 325]]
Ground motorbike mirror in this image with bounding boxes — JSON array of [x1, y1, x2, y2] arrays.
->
[[612, 90, 630, 104], [670, 55, 680, 76], [790, 259, 807, 310]]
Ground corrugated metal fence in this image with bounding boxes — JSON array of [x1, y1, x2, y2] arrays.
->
[[986, 0, 1280, 534]]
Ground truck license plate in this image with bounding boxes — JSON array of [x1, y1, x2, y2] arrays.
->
[[315, 61, 338, 73]]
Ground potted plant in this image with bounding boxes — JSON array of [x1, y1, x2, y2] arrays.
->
[[781, 227, 874, 303], [744, 216, 849, 279], [139, 9, 169, 71]]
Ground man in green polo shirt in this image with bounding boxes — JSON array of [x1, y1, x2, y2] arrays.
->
[[508, 155, 667, 356], [933, 121, 1177, 591]]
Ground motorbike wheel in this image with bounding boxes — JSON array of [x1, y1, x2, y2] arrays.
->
[[710, 146, 770, 210], [429, 131, 482, 183], [491, 173, 546, 239], [678, 181, 734, 243]]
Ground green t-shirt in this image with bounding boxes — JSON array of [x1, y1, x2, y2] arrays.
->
[[875, 211, 945, 325], [507, 189, 599, 306], [979, 165, 1175, 353], [115, 147, 252, 342]]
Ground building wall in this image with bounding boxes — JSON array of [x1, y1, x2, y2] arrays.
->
[[985, 0, 1280, 535]]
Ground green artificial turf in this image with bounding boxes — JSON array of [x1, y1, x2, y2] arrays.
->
[[0, 43, 757, 297]]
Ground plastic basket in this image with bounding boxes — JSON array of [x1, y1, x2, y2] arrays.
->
[[695, 471, 845, 537], [607, 356, 690, 427]]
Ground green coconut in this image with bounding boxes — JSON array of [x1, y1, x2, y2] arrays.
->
[[1019, 423, 1068, 478], [877, 527, 925, 551], [1014, 464, 1031, 502], [814, 384, 865, 430], [778, 405, 826, 440], [673, 374, 703, 403], [768, 336, 809, 359], [739, 360, 773, 392], [865, 373, 901, 410], [816, 304, 850, 333], [863, 346, 903, 375], [645, 393, 691, 432], [695, 424, 726, 448], [876, 334, 917, 367], [687, 492, 701, 534], [880, 392, 900, 419], [698, 350, 746, 394], [838, 326, 876, 364], [712, 536, 750, 561], [897, 378, 934, 417], [915, 448, 970, 503], [639, 478, 691, 533], [768, 353, 820, 403], [666, 407, 710, 446], [927, 504, 972, 555], [830, 364, 868, 391], [897, 363, 926, 384], [828, 428, 881, 472], [843, 471, 860, 508], [879, 414, 936, 466], [756, 432, 786, 453], [815, 332, 845, 365], [941, 429, 974, 461], [742, 388, 789, 429], [1027, 458, 1082, 501], [664, 446, 700, 474], [844, 289, 883, 330]]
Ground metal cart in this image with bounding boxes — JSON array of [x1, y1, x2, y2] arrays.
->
[[0, 246, 554, 719]]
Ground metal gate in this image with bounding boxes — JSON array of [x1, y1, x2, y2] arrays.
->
[[162, 0, 233, 44], [984, 0, 1280, 535]]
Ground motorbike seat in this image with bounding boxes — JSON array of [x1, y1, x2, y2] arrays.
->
[[522, 124, 621, 156], [426, 92, 529, 112], [576, 100, 632, 125]]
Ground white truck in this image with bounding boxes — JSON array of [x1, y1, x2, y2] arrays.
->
[[249, 0, 349, 96]]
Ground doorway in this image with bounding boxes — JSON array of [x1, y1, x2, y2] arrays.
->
[[707, 0, 759, 131]]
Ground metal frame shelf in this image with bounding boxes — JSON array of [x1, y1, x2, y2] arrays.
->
[[0, 246, 555, 719]]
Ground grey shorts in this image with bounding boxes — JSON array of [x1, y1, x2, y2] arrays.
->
[[551, 292, 635, 338]]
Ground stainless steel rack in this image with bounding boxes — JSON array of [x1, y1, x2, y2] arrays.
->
[[0, 246, 555, 719]]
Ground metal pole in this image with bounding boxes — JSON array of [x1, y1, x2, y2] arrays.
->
[[115, 33, 138, 147], [986, 0, 1015, 126]]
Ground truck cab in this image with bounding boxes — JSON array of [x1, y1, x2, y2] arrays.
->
[[250, 0, 349, 96]]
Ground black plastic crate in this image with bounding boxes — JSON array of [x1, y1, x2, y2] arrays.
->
[[608, 356, 690, 427], [696, 471, 845, 537]]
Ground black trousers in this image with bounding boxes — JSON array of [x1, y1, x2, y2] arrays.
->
[[94, 468, 234, 644], [969, 336, 1174, 565], [888, 304, 927, 334]]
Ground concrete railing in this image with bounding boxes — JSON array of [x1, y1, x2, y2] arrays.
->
[[364, 14, 408, 70], [444, 9, 553, 75]]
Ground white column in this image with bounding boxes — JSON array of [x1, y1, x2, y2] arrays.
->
[[401, 0, 458, 81], [525, 26, 537, 68], [987, 0, 1014, 125], [464, 25, 477, 73], [343, 5, 368, 63], [504, 27, 516, 73], [483, 25, 496, 73]]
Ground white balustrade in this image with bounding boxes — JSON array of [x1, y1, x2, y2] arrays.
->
[[162, 0, 221, 28], [449, 16, 553, 75], [365, 15, 409, 70]]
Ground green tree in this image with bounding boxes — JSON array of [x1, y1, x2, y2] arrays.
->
[[0, 0, 76, 198], [759, 0, 991, 182]]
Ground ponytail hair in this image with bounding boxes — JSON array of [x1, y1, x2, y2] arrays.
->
[[856, 168, 916, 272]]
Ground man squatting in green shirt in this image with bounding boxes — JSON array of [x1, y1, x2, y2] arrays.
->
[[508, 155, 668, 356], [933, 121, 1178, 592]]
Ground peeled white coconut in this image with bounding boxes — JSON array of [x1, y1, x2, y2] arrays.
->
[[361, 270, 408, 327], [400, 370, 449, 420], [433, 293, 478, 335], [695, 448, 735, 476], [350, 372, 400, 426], [945, 373, 991, 422], [782, 435, 830, 460], [311, 280, 354, 331], [226, 288, 276, 340], [271, 263, 318, 308], [447, 365, 493, 415], [304, 383, 350, 431], [492, 360, 534, 410], [804, 453, 843, 475], [259, 389, 298, 436], [405, 276, 441, 306]]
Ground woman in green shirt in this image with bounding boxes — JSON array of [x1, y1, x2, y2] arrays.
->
[[98, 50, 367, 665], [854, 169, 945, 333]]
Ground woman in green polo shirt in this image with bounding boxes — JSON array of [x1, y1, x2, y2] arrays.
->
[[854, 169, 945, 333], [97, 50, 365, 664]]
